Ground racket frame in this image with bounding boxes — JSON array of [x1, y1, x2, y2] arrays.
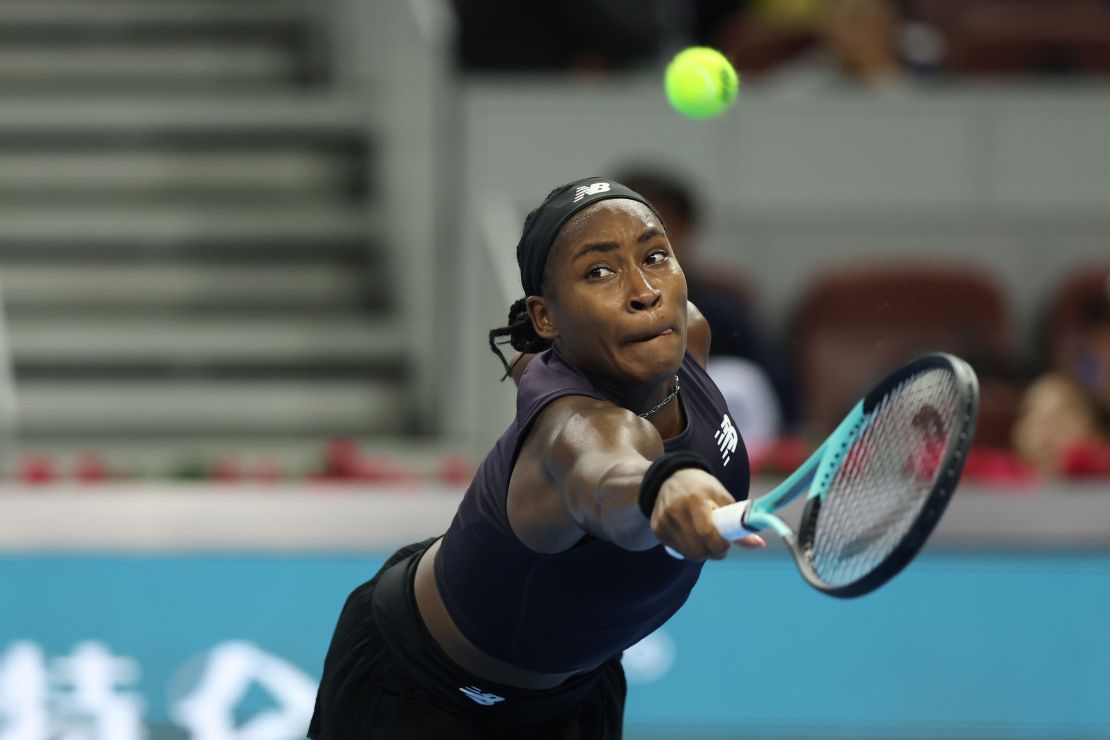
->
[[800, 353, 979, 597], [714, 353, 979, 598]]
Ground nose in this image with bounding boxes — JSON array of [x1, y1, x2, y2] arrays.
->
[[628, 268, 662, 311]]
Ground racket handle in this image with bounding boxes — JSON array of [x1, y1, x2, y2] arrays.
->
[[712, 500, 754, 540], [664, 501, 753, 560]]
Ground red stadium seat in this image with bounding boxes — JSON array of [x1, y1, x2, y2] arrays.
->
[[792, 263, 1019, 447], [1042, 263, 1110, 375]]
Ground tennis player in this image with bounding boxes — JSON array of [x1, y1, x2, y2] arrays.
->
[[308, 177, 763, 739]]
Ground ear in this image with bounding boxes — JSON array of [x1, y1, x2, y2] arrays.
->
[[526, 296, 559, 341]]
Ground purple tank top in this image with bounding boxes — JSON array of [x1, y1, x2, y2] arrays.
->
[[434, 347, 749, 673]]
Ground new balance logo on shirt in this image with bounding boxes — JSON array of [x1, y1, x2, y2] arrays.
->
[[714, 414, 738, 467], [573, 182, 611, 202], [459, 686, 506, 706]]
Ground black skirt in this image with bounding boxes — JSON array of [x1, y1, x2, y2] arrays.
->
[[307, 538, 626, 739]]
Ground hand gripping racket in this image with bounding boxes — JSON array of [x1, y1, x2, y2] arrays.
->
[[671, 353, 979, 598]]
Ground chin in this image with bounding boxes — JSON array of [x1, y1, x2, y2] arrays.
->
[[622, 342, 685, 382]]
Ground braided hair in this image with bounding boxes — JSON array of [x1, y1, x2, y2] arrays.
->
[[488, 185, 571, 378], [488, 295, 548, 379]]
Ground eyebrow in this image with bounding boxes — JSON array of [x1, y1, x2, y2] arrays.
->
[[571, 228, 664, 261]]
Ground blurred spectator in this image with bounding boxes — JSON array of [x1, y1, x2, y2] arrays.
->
[[1013, 275, 1110, 477], [615, 167, 800, 453], [1012, 375, 1107, 476], [907, 0, 1110, 78], [762, 0, 914, 90], [819, 0, 906, 85], [452, 0, 1110, 80], [718, 0, 946, 91]]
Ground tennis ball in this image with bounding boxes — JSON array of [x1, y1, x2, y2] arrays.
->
[[664, 47, 739, 120]]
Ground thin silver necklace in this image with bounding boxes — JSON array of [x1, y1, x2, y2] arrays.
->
[[639, 375, 680, 418]]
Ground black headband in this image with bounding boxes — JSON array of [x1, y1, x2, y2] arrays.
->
[[516, 177, 658, 297]]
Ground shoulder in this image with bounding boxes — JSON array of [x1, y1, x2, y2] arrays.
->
[[686, 300, 711, 369], [529, 394, 659, 464]]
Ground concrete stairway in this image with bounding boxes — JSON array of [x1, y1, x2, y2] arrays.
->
[[0, 1, 410, 475]]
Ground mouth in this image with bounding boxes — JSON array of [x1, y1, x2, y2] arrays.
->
[[625, 326, 676, 344]]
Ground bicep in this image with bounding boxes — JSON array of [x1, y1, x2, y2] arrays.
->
[[508, 397, 658, 551], [545, 404, 664, 540]]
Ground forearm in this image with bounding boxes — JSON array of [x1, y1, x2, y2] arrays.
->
[[556, 433, 758, 559], [587, 457, 658, 551], [548, 407, 663, 550], [571, 453, 743, 557]]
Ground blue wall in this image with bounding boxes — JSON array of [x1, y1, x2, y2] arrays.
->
[[2, 551, 1108, 738]]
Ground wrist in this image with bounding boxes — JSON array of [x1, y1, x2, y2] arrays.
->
[[637, 451, 713, 520]]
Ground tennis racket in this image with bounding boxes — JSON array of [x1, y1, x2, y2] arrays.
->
[[670, 352, 979, 598]]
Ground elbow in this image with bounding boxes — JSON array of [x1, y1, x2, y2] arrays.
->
[[604, 517, 660, 552]]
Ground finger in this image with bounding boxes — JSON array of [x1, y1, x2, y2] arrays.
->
[[669, 533, 766, 560], [703, 529, 732, 559], [689, 504, 731, 560], [677, 511, 716, 561], [674, 504, 725, 561], [654, 507, 707, 561], [732, 534, 766, 549]]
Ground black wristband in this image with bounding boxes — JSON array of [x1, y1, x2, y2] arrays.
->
[[638, 451, 713, 520]]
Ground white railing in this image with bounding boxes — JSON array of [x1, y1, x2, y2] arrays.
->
[[0, 482, 1106, 552]]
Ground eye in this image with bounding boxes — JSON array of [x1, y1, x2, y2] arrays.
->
[[644, 250, 668, 265], [587, 265, 614, 279]]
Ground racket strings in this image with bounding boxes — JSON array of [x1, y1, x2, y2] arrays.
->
[[808, 368, 961, 586]]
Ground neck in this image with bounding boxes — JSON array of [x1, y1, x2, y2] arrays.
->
[[549, 343, 684, 431], [594, 374, 684, 435]]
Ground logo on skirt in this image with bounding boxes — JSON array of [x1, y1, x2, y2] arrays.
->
[[459, 685, 506, 706]]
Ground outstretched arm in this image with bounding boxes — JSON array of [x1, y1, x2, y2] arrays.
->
[[511, 397, 763, 559]]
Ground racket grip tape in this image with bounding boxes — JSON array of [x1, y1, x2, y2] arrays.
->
[[712, 500, 754, 540], [664, 501, 753, 560]]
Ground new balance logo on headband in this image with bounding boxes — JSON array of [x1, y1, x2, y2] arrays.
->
[[573, 182, 611, 203], [459, 686, 506, 706]]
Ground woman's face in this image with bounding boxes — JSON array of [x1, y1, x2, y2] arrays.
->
[[527, 199, 688, 387]]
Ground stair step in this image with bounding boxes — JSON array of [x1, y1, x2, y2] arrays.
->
[[0, 45, 298, 87], [0, 150, 358, 197], [0, 1, 306, 29], [16, 380, 408, 435], [0, 95, 366, 137], [0, 263, 374, 309], [8, 317, 402, 365], [0, 203, 373, 246]]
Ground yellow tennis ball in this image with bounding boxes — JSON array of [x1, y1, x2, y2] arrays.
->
[[664, 47, 739, 120]]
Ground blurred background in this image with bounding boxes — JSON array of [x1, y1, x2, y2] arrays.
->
[[0, 0, 1109, 737]]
